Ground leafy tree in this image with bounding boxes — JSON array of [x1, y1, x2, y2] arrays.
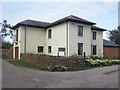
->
[[108, 27, 120, 46], [0, 20, 13, 43]]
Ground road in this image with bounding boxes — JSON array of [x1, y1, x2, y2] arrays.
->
[[2, 59, 118, 88]]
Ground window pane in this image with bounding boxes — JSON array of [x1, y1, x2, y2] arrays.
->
[[48, 29, 51, 38], [38, 46, 43, 53], [93, 45, 97, 55], [78, 43, 83, 55], [48, 46, 51, 53], [78, 26, 83, 36], [93, 31, 96, 40], [16, 29, 18, 41]]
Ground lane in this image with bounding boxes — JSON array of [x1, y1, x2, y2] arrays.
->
[[2, 59, 118, 88]]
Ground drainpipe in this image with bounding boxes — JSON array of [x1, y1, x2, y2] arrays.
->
[[24, 25, 26, 53], [66, 22, 68, 57]]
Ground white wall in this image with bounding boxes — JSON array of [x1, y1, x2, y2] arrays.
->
[[46, 23, 67, 56], [68, 22, 92, 56], [13, 22, 104, 58], [20, 26, 46, 54], [13, 27, 21, 59], [91, 30, 103, 57]]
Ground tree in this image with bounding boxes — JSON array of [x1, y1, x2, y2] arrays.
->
[[108, 26, 120, 46], [0, 20, 14, 43]]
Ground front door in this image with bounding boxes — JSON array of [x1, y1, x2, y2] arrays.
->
[[15, 47, 19, 59]]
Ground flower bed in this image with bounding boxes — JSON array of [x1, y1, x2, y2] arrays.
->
[[86, 59, 120, 67]]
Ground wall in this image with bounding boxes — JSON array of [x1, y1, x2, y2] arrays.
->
[[21, 26, 46, 54], [2, 46, 13, 59], [91, 30, 103, 57], [13, 27, 21, 59], [46, 23, 67, 56], [13, 26, 46, 59], [103, 46, 120, 58], [68, 22, 92, 56]]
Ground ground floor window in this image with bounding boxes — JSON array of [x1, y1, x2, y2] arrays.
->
[[48, 46, 51, 53], [93, 45, 97, 55], [38, 46, 43, 53], [78, 43, 83, 55]]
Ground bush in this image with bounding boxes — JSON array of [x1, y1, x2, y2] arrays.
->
[[86, 59, 120, 67], [47, 64, 67, 72]]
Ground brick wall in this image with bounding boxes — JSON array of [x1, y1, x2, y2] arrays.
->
[[103, 46, 120, 58], [21, 53, 85, 67], [2, 46, 13, 59]]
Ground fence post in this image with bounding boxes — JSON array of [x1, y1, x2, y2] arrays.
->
[[84, 52, 86, 65]]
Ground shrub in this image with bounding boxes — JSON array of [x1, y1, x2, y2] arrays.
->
[[47, 64, 67, 72], [86, 59, 120, 67]]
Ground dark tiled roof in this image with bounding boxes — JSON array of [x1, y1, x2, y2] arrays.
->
[[12, 19, 50, 29], [12, 15, 96, 29], [103, 39, 119, 47], [92, 26, 107, 31], [47, 15, 96, 27]]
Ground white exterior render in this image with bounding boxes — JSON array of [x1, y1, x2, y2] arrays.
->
[[12, 15, 106, 59]]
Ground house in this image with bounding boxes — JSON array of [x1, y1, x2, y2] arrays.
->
[[103, 39, 120, 58], [12, 15, 106, 59]]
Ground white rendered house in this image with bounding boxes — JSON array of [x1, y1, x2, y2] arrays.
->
[[12, 15, 106, 59]]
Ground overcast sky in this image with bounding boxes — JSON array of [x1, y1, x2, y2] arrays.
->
[[1, 1, 119, 42]]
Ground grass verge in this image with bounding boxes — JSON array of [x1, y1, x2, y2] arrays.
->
[[8, 59, 48, 71]]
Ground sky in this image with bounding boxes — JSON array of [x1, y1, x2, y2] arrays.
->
[[0, 0, 119, 43]]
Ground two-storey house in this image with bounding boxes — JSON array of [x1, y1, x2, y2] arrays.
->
[[12, 15, 106, 59]]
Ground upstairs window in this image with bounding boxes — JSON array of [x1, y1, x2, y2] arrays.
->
[[93, 31, 97, 40], [48, 29, 52, 38], [78, 26, 83, 36], [16, 29, 18, 41], [93, 45, 97, 55], [38, 46, 43, 53]]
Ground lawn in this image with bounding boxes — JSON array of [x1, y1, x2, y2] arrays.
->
[[8, 59, 47, 70]]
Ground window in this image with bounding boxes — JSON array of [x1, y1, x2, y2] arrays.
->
[[48, 29, 52, 38], [38, 46, 43, 53], [16, 29, 18, 41], [48, 46, 51, 53], [93, 31, 97, 40], [93, 45, 97, 55], [78, 26, 83, 36], [78, 43, 83, 55]]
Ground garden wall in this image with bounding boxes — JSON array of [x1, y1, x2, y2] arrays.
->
[[2, 46, 13, 59], [21, 53, 85, 67]]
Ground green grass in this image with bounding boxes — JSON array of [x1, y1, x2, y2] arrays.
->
[[8, 59, 48, 70]]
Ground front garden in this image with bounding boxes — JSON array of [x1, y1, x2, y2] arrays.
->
[[4, 53, 120, 72], [8, 58, 120, 72]]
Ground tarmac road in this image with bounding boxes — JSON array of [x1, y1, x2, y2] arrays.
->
[[2, 59, 118, 88]]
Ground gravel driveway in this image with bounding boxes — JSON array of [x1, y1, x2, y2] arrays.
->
[[2, 59, 118, 88]]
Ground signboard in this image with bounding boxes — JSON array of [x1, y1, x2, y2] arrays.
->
[[58, 48, 65, 52]]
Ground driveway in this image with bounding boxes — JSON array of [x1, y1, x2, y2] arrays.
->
[[2, 59, 118, 88]]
